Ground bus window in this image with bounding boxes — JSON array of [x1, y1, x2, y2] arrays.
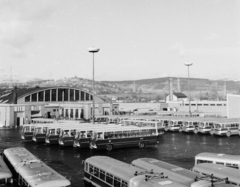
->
[[149, 129, 156, 135], [216, 162, 224, 165], [100, 170, 105, 181], [197, 160, 213, 164], [106, 173, 113, 185], [122, 181, 128, 187], [113, 177, 121, 187], [89, 165, 94, 174], [94, 167, 99, 177], [123, 131, 129, 137], [85, 162, 88, 171]]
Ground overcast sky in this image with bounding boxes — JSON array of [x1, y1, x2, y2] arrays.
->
[[0, 0, 239, 82]]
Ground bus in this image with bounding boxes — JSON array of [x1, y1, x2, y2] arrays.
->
[[84, 156, 188, 187], [166, 119, 183, 131], [2, 147, 71, 187], [44, 124, 87, 145], [192, 163, 240, 186], [73, 125, 139, 148], [121, 120, 165, 133], [21, 123, 57, 141], [210, 121, 240, 137], [195, 152, 240, 169], [0, 156, 12, 185], [180, 119, 199, 133], [58, 124, 118, 147], [194, 121, 215, 134], [90, 126, 160, 151], [131, 158, 201, 186]]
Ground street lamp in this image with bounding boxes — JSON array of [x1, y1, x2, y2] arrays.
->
[[88, 47, 100, 124], [184, 62, 193, 117]]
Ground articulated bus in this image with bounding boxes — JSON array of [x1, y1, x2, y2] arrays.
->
[[192, 163, 240, 186], [3, 147, 71, 187], [131, 158, 201, 186], [90, 126, 161, 151], [195, 152, 240, 169], [84, 156, 188, 187], [210, 121, 240, 137]]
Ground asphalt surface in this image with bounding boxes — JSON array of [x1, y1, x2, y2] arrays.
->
[[1, 128, 240, 186]]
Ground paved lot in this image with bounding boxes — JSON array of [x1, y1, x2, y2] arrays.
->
[[1, 129, 240, 186]]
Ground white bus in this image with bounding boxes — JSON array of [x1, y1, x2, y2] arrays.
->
[[210, 121, 240, 137], [192, 163, 240, 186], [195, 152, 240, 169]]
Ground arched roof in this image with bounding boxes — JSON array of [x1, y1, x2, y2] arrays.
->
[[0, 86, 105, 104]]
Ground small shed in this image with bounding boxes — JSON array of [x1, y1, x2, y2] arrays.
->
[[166, 92, 187, 101]]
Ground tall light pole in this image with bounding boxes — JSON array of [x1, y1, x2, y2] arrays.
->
[[184, 62, 193, 117], [88, 47, 100, 124]]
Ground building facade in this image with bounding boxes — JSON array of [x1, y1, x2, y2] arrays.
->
[[0, 87, 114, 127]]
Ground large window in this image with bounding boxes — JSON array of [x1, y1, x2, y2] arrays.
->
[[75, 90, 80, 101], [25, 95, 30, 102], [86, 93, 89, 101], [70, 89, 74, 101], [52, 89, 56, 101], [58, 89, 64, 101], [32, 93, 37, 102], [81, 91, 85, 101], [38, 91, 44, 102], [64, 89, 69, 101], [58, 89, 69, 101], [45, 90, 50, 101]]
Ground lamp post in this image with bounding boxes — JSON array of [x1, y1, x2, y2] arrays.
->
[[88, 47, 100, 124], [184, 62, 193, 117]]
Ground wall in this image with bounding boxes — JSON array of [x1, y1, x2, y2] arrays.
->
[[227, 94, 240, 118]]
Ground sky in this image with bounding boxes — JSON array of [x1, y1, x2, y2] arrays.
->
[[0, 0, 239, 82]]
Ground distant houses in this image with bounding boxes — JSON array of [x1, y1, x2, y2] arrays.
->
[[165, 92, 187, 102]]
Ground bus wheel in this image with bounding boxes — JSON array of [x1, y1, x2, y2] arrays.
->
[[164, 127, 169, 132], [194, 129, 198, 134], [226, 131, 231, 137], [179, 128, 182, 133], [139, 142, 145, 148], [106, 144, 113, 151], [210, 130, 214, 135]]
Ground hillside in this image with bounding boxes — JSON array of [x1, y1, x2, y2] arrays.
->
[[1, 76, 240, 101]]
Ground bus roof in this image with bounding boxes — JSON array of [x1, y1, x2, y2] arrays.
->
[[132, 158, 201, 186], [86, 156, 146, 182], [195, 152, 240, 164], [192, 163, 240, 184], [85, 156, 188, 187]]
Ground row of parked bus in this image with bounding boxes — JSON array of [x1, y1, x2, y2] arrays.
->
[[84, 154, 240, 187], [0, 147, 70, 187], [94, 115, 240, 137], [21, 119, 163, 151]]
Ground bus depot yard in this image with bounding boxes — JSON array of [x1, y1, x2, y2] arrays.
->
[[2, 115, 240, 186]]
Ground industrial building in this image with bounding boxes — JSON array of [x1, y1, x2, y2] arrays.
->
[[0, 86, 116, 127]]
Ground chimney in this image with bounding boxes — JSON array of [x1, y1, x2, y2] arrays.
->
[[169, 78, 173, 101], [12, 86, 18, 104]]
